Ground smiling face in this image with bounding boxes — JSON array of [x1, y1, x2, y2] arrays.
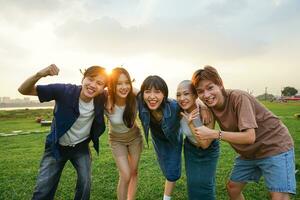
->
[[140, 75, 168, 111], [195, 79, 225, 109], [176, 82, 197, 113], [115, 73, 131, 99], [143, 87, 164, 110], [80, 74, 106, 102]]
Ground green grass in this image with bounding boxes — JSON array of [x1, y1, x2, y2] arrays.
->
[[0, 103, 299, 200], [0, 109, 52, 134]]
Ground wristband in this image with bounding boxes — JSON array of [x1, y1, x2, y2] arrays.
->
[[218, 130, 222, 141]]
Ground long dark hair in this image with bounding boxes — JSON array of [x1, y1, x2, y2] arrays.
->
[[140, 75, 168, 109], [108, 67, 136, 128]]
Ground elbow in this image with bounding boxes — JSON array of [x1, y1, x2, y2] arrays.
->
[[18, 86, 35, 96], [18, 87, 26, 95], [198, 141, 211, 149], [247, 138, 255, 145], [247, 130, 256, 144], [201, 144, 210, 149]]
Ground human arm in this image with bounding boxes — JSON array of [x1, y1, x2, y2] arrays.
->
[[181, 109, 215, 149], [203, 92, 257, 145], [193, 126, 256, 145], [196, 99, 212, 125], [18, 64, 59, 96], [105, 93, 114, 114]]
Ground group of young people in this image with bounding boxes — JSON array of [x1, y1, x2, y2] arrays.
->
[[18, 64, 296, 200]]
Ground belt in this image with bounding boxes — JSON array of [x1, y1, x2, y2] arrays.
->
[[59, 139, 89, 149]]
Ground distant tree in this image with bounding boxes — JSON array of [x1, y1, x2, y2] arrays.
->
[[281, 87, 298, 96], [256, 93, 275, 101]]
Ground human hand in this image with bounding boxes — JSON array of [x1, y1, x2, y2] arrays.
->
[[193, 126, 217, 140], [37, 64, 59, 78], [180, 108, 199, 125], [199, 105, 212, 125], [105, 94, 114, 114]]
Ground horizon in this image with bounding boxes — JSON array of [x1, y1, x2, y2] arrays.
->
[[1, 0, 300, 99], [1, 86, 300, 101]]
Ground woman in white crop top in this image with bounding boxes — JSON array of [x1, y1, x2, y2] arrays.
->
[[106, 67, 143, 200]]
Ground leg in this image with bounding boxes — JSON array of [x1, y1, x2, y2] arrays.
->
[[228, 156, 261, 200], [226, 180, 246, 200], [32, 145, 67, 200], [164, 180, 176, 197], [114, 155, 131, 200], [127, 138, 143, 200], [111, 141, 131, 200], [184, 139, 219, 200], [151, 132, 182, 199], [270, 192, 290, 200], [70, 144, 91, 200], [259, 148, 296, 199]]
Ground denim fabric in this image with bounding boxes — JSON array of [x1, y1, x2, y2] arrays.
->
[[36, 84, 106, 159], [184, 138, 220, 200], [137, 95, 182, 146], [137, 95, 183, 181], [32, 141, 91, 200], [151, 129, 182, 181], [230, 148, 296, 195]]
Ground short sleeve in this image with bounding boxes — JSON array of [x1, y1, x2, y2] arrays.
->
[[36, 84, 66, 103], [235, 94, 258, 131]]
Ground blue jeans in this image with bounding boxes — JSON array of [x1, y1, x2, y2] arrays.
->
[[32, 140, 92, 200], [151, 131, 182, 182], [184, 138, 219, 200], [230, 148, 296, 195]]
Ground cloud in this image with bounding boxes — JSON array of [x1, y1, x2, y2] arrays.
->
[[1, 0, 300, 98], [2, 0, 299, 64], [0, 0, 62, 28], [54, 15, 271, 62], [0, 33, 29, 62]]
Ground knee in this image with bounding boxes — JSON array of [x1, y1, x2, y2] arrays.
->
[[130, 168, 138, 178], [78, 173, 91, 185], [77, 168, 91, 184], [226, 181, 240, 195], [195, 180, 214, 190], [166, 173, 181, 182], [120, 171, 131, 183]]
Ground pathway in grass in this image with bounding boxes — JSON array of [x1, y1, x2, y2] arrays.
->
[[0, 130, 49, 137]]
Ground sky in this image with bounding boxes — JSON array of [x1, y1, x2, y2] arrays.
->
[[1, 0, 300, 99]]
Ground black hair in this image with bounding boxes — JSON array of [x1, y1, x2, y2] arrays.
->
[[140, 75, 168, 108]]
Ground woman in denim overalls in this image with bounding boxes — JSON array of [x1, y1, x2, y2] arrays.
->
[[177, 80, 219, 200], [137, 75, 182, 200]]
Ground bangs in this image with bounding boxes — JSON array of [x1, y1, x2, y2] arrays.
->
[[144, 80, 163, 91], [141, 75, 168, 98], [192, 66, 223, 88]]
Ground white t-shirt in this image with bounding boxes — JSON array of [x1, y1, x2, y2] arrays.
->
[[180, 113, 203, 145], [105, 105, 131, 133], [59, 98, 95, 146]]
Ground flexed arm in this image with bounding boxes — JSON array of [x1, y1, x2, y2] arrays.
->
[[18, 64, 59, 96]]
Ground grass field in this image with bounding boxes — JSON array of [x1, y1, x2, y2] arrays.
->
[[0, 101, 299, 200]]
